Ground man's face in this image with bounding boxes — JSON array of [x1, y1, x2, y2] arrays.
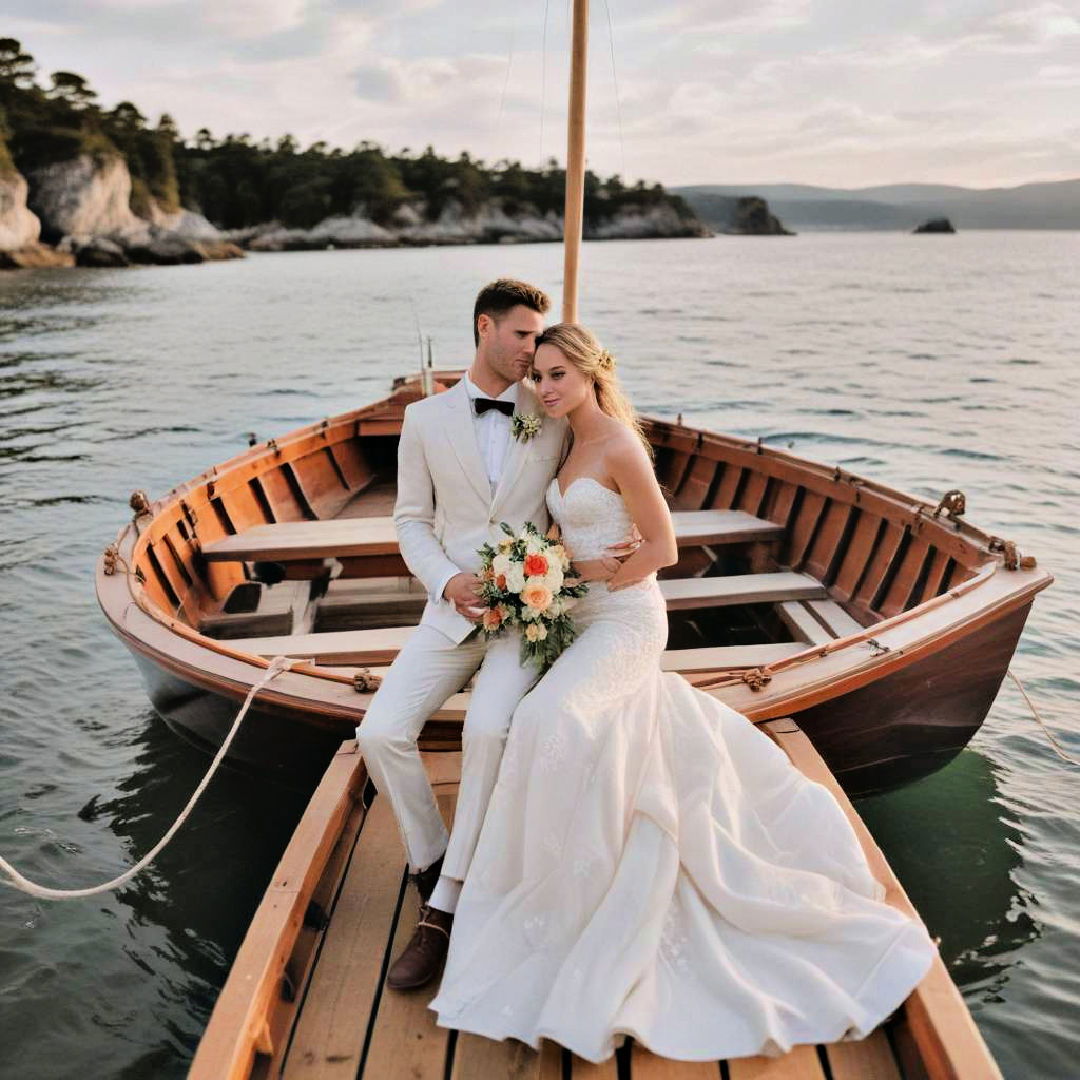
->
[[478, 305, 545, 383]]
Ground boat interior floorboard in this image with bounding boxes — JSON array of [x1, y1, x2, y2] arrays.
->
[[277, 753, 908, 1080]]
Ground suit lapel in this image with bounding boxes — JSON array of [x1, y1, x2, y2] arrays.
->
[[443, 379, 492, 506]]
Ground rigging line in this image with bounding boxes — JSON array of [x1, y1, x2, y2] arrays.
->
[[496, 19, 517, 145], [539, 0, 551, 164], [602, 0, 627, 181]]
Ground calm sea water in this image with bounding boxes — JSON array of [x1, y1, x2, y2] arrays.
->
[[1, 233, 1077, 1079]]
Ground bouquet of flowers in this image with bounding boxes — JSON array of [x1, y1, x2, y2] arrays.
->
[[476, 522, 589, 669]]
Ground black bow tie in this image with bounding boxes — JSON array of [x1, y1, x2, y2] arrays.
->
[[474, 397, 515, 417]]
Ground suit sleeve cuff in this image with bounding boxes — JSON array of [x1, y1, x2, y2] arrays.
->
[[432, 568, 459, 606]]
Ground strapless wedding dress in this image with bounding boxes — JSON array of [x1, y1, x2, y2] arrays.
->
[[428, 478, 936, 1062]]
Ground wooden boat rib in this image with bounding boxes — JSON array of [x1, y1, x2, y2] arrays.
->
[[96, 370, 1052, 794], [187, 720, 1003, 1079]]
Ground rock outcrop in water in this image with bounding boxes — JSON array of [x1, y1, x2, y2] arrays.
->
[[913, 217, 956, 234], [726, 196, 794, 235]]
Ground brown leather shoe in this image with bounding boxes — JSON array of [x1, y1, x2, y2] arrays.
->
[[385, 905, 454, 991], [409, 853, 444, 904]]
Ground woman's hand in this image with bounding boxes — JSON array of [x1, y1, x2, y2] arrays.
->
[[571, 556, 622, 583]]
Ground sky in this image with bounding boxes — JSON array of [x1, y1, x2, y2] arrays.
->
[[4, 0, 1079, 190]]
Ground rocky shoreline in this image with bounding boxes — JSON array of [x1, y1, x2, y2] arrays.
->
[[0, 152, 712, 270]]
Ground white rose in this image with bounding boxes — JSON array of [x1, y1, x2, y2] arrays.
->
[[504, 563, 526, 593], [524, 534, 545, 556], [542, 563, 564, 593], [491, 553, 512, 579]]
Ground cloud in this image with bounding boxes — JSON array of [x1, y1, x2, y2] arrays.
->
[[4, 0, 1077, 187]]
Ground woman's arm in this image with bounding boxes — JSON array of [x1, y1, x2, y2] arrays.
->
[[604, 436, 678, 590]]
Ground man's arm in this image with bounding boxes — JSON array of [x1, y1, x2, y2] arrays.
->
[[393, 405, 462, 604]]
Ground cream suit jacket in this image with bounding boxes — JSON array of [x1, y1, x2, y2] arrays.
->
[[394, 377, 568, 644]]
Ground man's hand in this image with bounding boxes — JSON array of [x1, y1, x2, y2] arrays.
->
[[443, 572, 485, 620], [605, 522, 642, 562]]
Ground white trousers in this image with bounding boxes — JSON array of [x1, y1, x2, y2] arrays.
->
[[356, 624, 539, 879]]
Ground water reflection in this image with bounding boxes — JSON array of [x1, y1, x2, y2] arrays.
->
[[857, 748, 1038, 995]]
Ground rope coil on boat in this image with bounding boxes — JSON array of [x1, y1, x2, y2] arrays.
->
[[0, 655, 299, 901]]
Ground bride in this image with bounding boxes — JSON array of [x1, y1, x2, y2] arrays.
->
[[427, 324, 936, 1063]]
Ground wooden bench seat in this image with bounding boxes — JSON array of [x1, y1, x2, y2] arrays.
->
[[201, 509, 784, 564]]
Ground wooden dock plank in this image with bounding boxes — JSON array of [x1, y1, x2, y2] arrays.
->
[[362, 885, 451, 1080], [727, 1044, 825, 1079], [568, 1051, 620, 1077], [824, 1029, 901, 1080], [628, 1044, 719, 1076], [450, 1035, 563, 1079], [360, 788, 459, 1078], [282, 796, 404, 1080]]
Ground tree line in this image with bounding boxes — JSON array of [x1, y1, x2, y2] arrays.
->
[[0, 38, 695, 232]]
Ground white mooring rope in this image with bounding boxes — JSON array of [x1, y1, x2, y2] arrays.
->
[[1006, 668, 1079, 766], [1, 655, 298, 901]]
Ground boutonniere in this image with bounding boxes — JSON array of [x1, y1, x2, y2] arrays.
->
[[511, 412, 543, 442]]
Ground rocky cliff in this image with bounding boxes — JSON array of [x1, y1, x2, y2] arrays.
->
[[1, 153, 242, 268]]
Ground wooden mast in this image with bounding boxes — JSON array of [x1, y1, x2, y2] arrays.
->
[[562, 0, 589, 323]]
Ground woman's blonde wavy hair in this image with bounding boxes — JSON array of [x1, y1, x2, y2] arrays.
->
[[533, 323, 652, 456]]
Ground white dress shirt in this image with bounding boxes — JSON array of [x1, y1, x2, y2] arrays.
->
[[431, 374, 517, 604], [462, 373, 516, 493]]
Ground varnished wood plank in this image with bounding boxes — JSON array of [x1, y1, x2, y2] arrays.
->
[[727, 1044, 825, 1079], [802, 501, 853, 582], [786, 491, 828, 570], [921, 548, 952, 600], [660, 572, 826, 611], [451, 1035, 563, 1079], [879, 536, 932, 618], [805, 600, 864, 638], [674, 456, 719, 510], [192, 746, 364, 1080], [852, 522, 905, 612], [569, 1051, 620, 1078], [737, 471, 770, 518], [362, 886, 451, 1080], [282, 796, 404, 1079], [202, 511, 783, 563], [629, 1043, 719, 1076], [825, 1029, 901, 1080], [831, 511, 880, 601], [362, 788, 458, 1079], [777, 601, 832, 646], [711, 464, 744, 509]]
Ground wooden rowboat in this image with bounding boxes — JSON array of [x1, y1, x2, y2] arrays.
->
[[188, 720, 1003, 1079], [95, 369, 1051, 795]]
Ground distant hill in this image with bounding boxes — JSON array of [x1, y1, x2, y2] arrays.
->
[[674, 179, 1080, 231]]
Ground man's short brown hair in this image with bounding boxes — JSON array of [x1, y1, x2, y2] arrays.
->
[[473, 278, 551, 346]]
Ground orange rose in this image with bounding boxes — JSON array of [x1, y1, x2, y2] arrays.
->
[[520, 582, 554, 613], [524, 553, 549, 577], [496, 573, 507, 589], [482, 608, 503, 632]]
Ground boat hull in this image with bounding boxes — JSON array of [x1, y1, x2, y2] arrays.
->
[[796, 600, 1032, 795], [129, 649, 343, 789], [125, 599, 1033, 798]]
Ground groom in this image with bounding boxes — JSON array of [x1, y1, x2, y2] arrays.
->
[[356, 278, 568, 990]]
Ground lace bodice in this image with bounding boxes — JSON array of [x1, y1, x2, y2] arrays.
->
[[546, 477, 634, 561]]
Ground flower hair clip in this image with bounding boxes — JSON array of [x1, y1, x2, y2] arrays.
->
[[597, 349, 616, 371], [511, 412, 543, 442]]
